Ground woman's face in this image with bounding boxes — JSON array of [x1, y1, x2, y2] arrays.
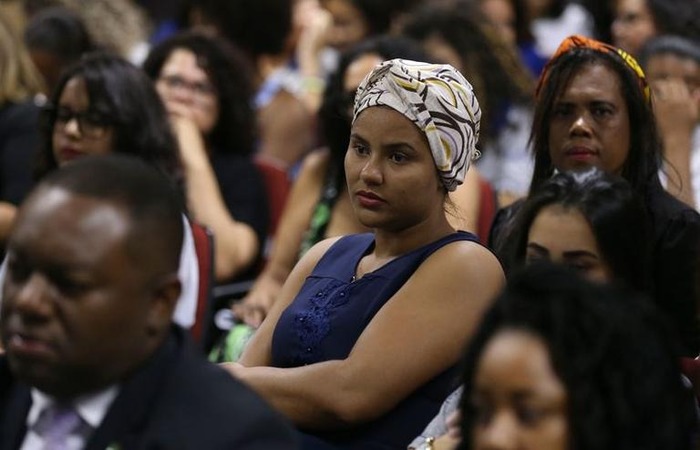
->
[[345, 106, 443, 230], [612, 0, 657, 56], [322, 0, 369, 52], [645, 52, 700, 116], [526, 204, 613, 283], [471, 329, 568, 450], [547, 63, 630, 175], [480, 0, 517, 47], [52, 76, 115, 166], [155, 48, 219, 135]]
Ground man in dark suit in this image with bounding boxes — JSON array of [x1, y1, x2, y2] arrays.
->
[[0, 155, 298, 449]]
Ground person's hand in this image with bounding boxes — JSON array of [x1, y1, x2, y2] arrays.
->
[[431, 434, 460, 450], [295, 1, 332, 65], [445, 409, 462, 440], [231, 280, 280, 327], [220, 361, 246, 378], [652, 77, 698, 158], [167, 108, 209, 168]]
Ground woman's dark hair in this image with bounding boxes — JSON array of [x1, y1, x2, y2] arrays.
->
[[36, 51, 179, 180], [318, 34, 428, 195], [506, 168, 651, 293], [638, 34, 700, 68], [457, 263, 696, 450], [142, 30, 256, 156], [184, 0, 293, 59], [24, 6, 95, 62], [344, 0, 418, 35], [529, 48, 661, 197], [402, 0, 533, 143], [646, 0, 700, 43]]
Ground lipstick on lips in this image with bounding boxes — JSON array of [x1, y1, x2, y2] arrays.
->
[[58, 146, 83, 162], [564, 146, 598, 163]]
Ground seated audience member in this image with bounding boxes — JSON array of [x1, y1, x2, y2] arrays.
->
[[638, 35, 700, 210], [507, 168, 651, 292], [409, 167, 653, 450], [490, 35, 700, 355], [185, 0, 314, 169], [233, 35, 429, 328], [36, 52, 198, 331], [611, 0, 700, 57], [0, 155, 298, 449], [143, 31, 270, 283], [456, 263, 697, 450], [402, 0, 536, 201], [223, 59, 504, 449], [23, 6, 95, 95]]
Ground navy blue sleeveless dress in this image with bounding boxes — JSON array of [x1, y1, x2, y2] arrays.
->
[[270, 231, 480, 449]]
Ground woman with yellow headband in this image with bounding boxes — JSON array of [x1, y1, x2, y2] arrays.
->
[[492, 35, 700, 356], [223, 59, 504, 449]]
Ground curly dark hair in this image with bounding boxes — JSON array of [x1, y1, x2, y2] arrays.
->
[[142, 30, 256, 156], [529, 48, 661, 197], [402, 0, 534, 143], [457, 263, 696, 450], [36, 51, 180, 181], [505, 168, 651, 293]]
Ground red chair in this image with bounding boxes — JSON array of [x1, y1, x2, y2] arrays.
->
[[254, 156, 291, 237], [189, 220, 214, 348], [680, 357, 700, 401], [476, 175, 498, 245]]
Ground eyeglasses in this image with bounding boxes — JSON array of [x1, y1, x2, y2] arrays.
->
[[47, 106, 113, 139], [157, 74, 216, 103]]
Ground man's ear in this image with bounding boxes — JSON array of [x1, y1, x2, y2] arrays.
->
[[146, 273, 181, 334]]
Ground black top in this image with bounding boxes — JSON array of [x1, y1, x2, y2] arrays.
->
[[210, 151, 270, 281], [0, 99, 41, 205]]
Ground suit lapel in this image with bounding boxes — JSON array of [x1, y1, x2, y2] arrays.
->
[[0, 358, 32, 450], [84, 330, 182, 450]]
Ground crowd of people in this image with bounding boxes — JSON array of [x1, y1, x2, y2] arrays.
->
[[0, 0, 698, 449]]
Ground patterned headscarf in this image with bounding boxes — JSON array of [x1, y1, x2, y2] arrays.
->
[[536, 35, 651, 104], [353, 59, 481, 192]]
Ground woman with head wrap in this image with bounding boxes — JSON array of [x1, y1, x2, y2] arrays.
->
[[490, 35, 700, 356], [223, 59, 504, 449], [231, 35, 488, 330]]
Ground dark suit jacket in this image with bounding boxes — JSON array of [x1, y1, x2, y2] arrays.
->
[[0, 327, 299, 449]]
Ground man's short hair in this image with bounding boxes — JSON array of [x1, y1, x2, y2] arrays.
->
[[35, 154, 184, 273]]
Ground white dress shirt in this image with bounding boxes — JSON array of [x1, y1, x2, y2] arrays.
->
[[20, 386, 119, 450]]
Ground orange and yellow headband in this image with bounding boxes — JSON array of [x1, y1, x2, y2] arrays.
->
[[535, 35, 651, 104]]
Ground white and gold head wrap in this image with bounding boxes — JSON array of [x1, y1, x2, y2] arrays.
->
[[352, 59, 481, 192]]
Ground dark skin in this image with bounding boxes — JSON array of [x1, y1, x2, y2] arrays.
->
[[0, 186, 180, 400]]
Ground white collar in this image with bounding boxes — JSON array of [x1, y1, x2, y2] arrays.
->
[[28, 385, 120, 430]]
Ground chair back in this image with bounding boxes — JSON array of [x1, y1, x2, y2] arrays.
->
[[189, 220, 214, 348], [254, 156, 291, 237]]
